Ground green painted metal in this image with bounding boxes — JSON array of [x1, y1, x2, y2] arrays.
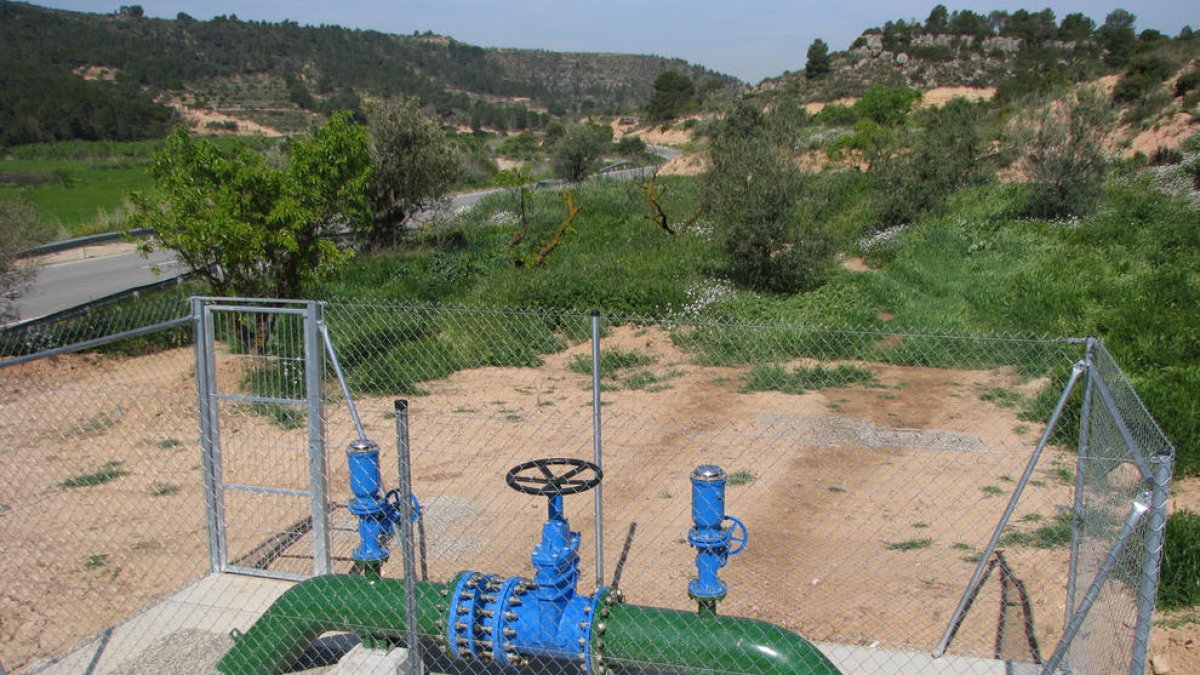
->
[[216, 575, 450, 675], [596, 602, 841, 674], [218, 574, 840, 675]]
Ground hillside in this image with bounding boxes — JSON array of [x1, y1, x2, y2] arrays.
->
[[0, 1, 737, 145]]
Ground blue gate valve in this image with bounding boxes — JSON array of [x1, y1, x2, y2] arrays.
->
[[345, 438, 421, 577], [445, 457, 610, 671], [687, 464, 749, 615]]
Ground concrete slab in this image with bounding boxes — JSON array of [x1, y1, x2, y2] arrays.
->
[[337, 644, 411, 675]]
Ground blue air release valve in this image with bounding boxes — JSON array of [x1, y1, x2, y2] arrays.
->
[[688, 464, 748, 613], [345, 438, 420, 575], [445, 457, 609, 670]]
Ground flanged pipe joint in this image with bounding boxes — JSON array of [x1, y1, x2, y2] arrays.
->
[[688, 464, 748, 615]]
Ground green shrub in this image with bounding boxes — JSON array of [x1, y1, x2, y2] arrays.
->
[[1022, 89, 1112, 219]]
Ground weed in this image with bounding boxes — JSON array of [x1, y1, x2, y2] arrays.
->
[[452, 406, 478, 414], [658, 490, 672, 499], [827, 486, 846, 493], [999, 475, 1015, 482], [951, 542, 973, 551], [886, 538, 933, 551], [1052, 464, 1074, 484], [248, 403, 305, 430], [623, 371, 661, 390], [912, 522, 930, 529], [981, 485, 1005, 497], [711, 376, 731, 386], [879, 392, 897, 400], [61, 461, 128, 488], [150, 482, 180, 497], [156, 438, 182, 450], [1014, 424, 1031, 435], [727, 470, 757, 486], [83, 554, 109, 570], [1020, 513, 1045, 522], [741, 363, 875, 395], [0, 503, 9, 513]]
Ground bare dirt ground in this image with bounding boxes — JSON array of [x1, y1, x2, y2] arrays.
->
[[2, 326, 1195, 672]]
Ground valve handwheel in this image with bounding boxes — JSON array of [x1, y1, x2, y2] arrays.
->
[[724, 515, 749, 556], [506, 457, 603, 496]]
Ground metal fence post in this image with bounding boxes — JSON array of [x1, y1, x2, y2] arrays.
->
[[1130, 453, 1172, 675], [1065, 338, 1096, 650], [935, 361, 1086, 658], [192, 296, 226, 572], [1043, 493, 1152, 675], [304, 300, 331, 576], [395, 400, 423, 675], [591, 310, 605, 590]]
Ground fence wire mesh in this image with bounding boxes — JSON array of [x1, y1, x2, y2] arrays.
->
[[0, 299, 1174, 675]]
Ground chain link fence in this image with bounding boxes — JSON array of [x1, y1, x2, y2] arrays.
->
[[0, 299, 1174, 674]]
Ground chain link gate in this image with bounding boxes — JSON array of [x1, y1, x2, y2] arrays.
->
[[192, 297, 331, 580]]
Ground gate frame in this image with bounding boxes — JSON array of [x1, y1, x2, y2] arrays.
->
[[191, 296, 330, 579]]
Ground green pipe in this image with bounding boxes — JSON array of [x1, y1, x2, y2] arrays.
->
[[218, 574, 840, 675], [596, 602, 841, 674], [216, 575, 451, 675]]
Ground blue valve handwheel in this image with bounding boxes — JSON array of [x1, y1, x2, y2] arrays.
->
[[724, 515, 748, 555]]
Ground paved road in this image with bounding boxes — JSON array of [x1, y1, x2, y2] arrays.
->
[[12, 144, 685, 323], [11, 248, 183, 322]]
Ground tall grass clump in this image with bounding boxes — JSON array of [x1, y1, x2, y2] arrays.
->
[[741, 363, 876, 394], [1158, 511, 1200, 610]]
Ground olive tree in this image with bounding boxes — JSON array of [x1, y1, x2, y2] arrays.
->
[[362, 97, 459, 248], [704, 102, 834, 293]]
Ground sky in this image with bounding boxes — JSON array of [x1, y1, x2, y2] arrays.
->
[[38, 1, 1199, 83]]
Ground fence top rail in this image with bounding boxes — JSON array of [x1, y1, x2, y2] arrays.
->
[[192, 296, 314, 306], [318, 298, 1088, 344]]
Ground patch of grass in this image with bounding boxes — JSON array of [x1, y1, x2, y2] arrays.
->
[[248, 403, 306, 430], [886, 538, 933, 551], [150, 482, 180, 497], [998, 474, 1015, 482], [741, 363, 876, 395], [980, 387, 1023, 408], [1020, 513, 1045, 522], [912, 522, 930, 529], [827, 486, 846, 493], [568, 349, 656, 378], [452, 406, 478, 414], [156, 438, 182, 450], [981, 485, 1005, 496], [951, 542, 973, 550], [0, 503, 10, 513], [83, 554, 109, 570], [1159, 510, 1200, 610], [60, 461, 129, 488], [1001, 512, 1073, 549], [727, 470, 757, 486]]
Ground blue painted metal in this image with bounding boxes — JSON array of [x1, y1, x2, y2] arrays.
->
[[445, 491, 606, 670], [345, 440, 423, 565], [687, 464, 748, 605], [346, 439, 393, 563]]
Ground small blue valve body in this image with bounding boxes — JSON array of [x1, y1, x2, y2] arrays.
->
[[687, 464, 748, 612]]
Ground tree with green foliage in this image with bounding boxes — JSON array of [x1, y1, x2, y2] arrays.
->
[[805, 39, 831, 80], [130, 113, 370, 303], [705, 102, 834, 293], [0, 200, 58, 321], [1020, 89, 1112, 219], [1097, 9, 1137, 67], [855, 85, 921, 127], [873, 98, 994, 226], [1058, 13, 1095, 41], [551, 123, 611, 182], [647, 71, 696, 122], [925, 5, 949, 33], [362, 97, 459, 247]]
